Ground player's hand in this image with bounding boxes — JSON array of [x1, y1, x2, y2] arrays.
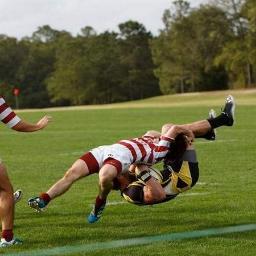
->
[[135, 164, 149, 176], [36, 115, 52, 130], [183, 129, 194, 145]]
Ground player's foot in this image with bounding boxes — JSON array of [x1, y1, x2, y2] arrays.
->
[[27, 197, 47, 212], [87, 203, 106, 224], [222, 95, 235, 126], [14, 189, 22, 204], [205, 109, 217, 141], [0, 238, 22, 248]]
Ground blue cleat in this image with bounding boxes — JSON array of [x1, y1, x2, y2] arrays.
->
[[87, 203, 106, 224], [28, 197, 47, 212]]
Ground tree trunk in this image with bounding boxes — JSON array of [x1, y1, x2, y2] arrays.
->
[[180, 77, 184, 93], [246, 63, 253, 87]]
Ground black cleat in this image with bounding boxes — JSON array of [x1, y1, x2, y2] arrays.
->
[[222, 95, 235, 126]]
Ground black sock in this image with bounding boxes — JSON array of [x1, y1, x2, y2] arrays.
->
[[196, 130, 213, 139], [207, 113, 229, 129]]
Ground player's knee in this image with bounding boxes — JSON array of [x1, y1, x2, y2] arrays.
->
[[99, 165, 118, 184], [64, 167, 81, 182], [99, 172, 114, 187]]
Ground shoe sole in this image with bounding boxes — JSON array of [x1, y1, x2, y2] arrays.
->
[[227, 95, 235, 123], [14, 190, 22, 204], [28, 201, 44, 213]]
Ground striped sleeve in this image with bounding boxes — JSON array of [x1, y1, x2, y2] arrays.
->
[[0, 97, 21, 128], [153, 135, 174, 162]]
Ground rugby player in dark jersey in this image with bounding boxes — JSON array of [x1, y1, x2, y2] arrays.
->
[[114, 95, 235, 205]]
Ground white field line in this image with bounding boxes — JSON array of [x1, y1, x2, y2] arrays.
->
[[197, 182, 221, 186], [195, 139, 238, 144], [5, 224, 256, 256], [104, 192, 211, 206], [180, 192, 211, 197]]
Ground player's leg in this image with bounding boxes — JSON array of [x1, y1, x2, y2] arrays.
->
[[163, 95, 235, 139], [28, 158, 91, 212], [0, 164, 22, 247], [47, 159, 90, 198], [88, 163, 119, 223], [196, 109, 216, 140], [185, 95, 235, 137]]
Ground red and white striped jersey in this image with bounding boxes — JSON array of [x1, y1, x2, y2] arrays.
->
[[118, 135, 173, 165], [0, 96, 21, 128]]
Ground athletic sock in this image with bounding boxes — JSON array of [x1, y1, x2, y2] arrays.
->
[[2, 229, 13, 242], [196, 130, 214, 140], [207, 113, 229, 129], [39, 192, 51, 205], [94, 196, 106, 213]]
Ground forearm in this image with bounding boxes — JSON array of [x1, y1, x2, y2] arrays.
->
[[12, 120, 42, 132], [11, 115, 51, 132], [135, 165, 166, 204], [143, 178, 166, 204], [0, 96, 50, 132]]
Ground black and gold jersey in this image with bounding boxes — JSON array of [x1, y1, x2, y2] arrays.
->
[[122, 149, 199, 205]]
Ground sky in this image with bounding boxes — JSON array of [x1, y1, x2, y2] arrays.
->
[[0, 0, 208, 39]]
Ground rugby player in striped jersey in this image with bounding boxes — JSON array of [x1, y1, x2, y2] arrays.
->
[[0, 96, 51, 248], [28, 95, 235, 225]]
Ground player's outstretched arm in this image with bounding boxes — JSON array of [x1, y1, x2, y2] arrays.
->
[[12, 115, 52, 132], [164, 125, 194, 144], [135, 165, 166, 204]]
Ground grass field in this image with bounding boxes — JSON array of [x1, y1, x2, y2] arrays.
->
[[1, 90, 256, 255]]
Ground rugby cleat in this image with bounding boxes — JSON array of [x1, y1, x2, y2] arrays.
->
[[0, 238, 22, 248], [27, 197, 47, 212], [205, 109, 217, 141], [87, 203, 106, 224], [14, 189, 22, 204], [222, 95, 235, 126]]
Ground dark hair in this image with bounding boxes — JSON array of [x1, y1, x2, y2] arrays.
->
[[165, 134, 188, 163]]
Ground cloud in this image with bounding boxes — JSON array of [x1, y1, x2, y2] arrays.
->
[[0, 0, 207, 39]]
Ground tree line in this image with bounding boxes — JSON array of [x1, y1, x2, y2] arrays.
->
[[0, 0, 255, 108]]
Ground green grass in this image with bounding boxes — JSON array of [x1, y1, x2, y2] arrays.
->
[[1, 91, 256, 255]]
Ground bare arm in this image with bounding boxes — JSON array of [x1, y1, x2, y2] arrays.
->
[[164, 125, 194, 144], [143, 178, 166, 204], [12, 115, 52, 132], [135, 165, 166, 204]]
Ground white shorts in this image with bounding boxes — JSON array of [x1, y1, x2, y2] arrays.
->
[[80, 144, 132, 174]]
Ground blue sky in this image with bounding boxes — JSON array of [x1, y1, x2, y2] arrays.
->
[[0, 0, 208, 39]]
